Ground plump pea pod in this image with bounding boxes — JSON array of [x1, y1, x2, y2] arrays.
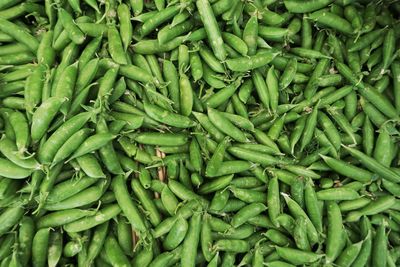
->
[[38, 112, 93, 164], [44, 178, 109, 210], [132, 179, 161, 227], [372, 224, 388, 267], [37, 209, 97, 229], [213, 239, 250, 253], [181, 212, 202, 267], [58, 8, 85, 44], [231, 202, 267, 228], [0, 158, 32, 179], [37, 30, 56, 66], [326, 201, 345, 264], [346, 195, 396, 222], [144, 102, 195, 128], [343, 146, 400, 183], [0, 137, 40, 169], [163, 216, 188, 250], [283, 193, 319, 245], [63, 204, 121, 233], [9, 110, 29, 153], [196, 0, 226, 61], [284, 0, 333, 13], [32, 228, 51, 267], [335, 240, 363, 267], [225, 50, 280, 72], [86, 222, 109, 265], [112, 175, 147, 232], [0, 18, 38, 52], [47, 230, 63, 267]]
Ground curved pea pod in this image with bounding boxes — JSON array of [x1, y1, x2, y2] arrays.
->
[[103, 235, 131, 267], [63, 204, 120, 233], [0, 18, 38, 52], [198, 174, 233, 194], [158, 20, 193, 45], [343, 145, 400, 183], [320, 154, 372, 183], [209, 189, 229, 211], [112, 175, 147, 233], [308, 9, 354, 35], [84, 222, 109, 266], [339, 197, 371, 212], [0, 158, 32, 179], [58, 8, 85, 44], [144, 102, 195, 128], [231, 202, 267, 228], [293, 217, 310, 251], [132, 244, 153, 267], [205, 136, 229, 176], [117, 216, 134, 256], [189, 138, 202, 173], [161, 186, 179, 216], [208, 107, 247, 143], [229, 146, 290, 167], [198, 44, 224, 74], [44, 178, 109, 211], [132, 36, 185, 55], [47, 176, 99, 204], [163, 59, 180, 111], [38, 111, 93, 164], [189, 51, 203, 83], [76, 154, 106, 178], [0, 205, 24, 236], [32, 228, 51, 267], [37, 209, 97, 229], [9, 111, 29, 154], [346, 195, 396, 222], [110, 112, 144, 131], [225, 50, 280, 72], [131, 179, 161, 227], [284, 0, 333, 13], [334, 240, 363, 267], [46, 231, 63, 267], [31, 97, 65, 142], [0, 137, 40, 169], [230, 186, 267, 203], [242, 15, 258, 56], [276, 247, 323, 265], [16, 216, 34, 266], [222, 32, 248, 56], [52, 62, 78, 115], [67, 133, 116, 161], [205, 77, 242, 108], [163, 216, 188, 251], [282, 193, 319, 245], [348, 28, 386, 52], [51, 128, 93, 166]]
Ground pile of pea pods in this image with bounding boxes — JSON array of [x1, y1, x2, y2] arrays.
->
[[1, 0, 400, 266]]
